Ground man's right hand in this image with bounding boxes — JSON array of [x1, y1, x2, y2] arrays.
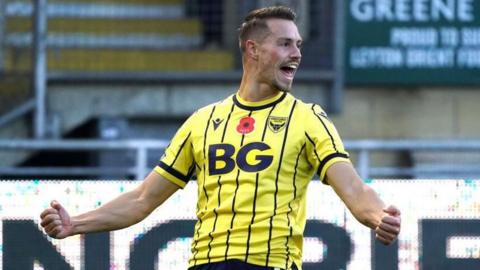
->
[[40, 200, 74, 239]]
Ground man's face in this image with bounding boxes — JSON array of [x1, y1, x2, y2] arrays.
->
[[256, 19, 302, 92]]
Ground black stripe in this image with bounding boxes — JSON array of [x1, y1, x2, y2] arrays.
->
[[191, 219, 202, 265], [186, 162, 196, 180], [207, 104, 234, 262], [191, 142, 201, 171], [244, 172, 259, 262], [207, 203, 219, 262], [202, 106, 216, 157], [224, 169, 241, 260], [225, 111, 252, 260], [221, 103, 235, 141], [192, 105, 216, 265], [285, 143, 305, 268], [305, 132, 322, 171], [233, 91, 287, 111], [245, 105, 276, 262], [317, 152, 349, 183], [285, 226, 293, 269], [170, 132, 191, 167], [201, 105, 216, 204], [311, 104, 338, 152], [206, 174, 224, 261], [157, 161, 189, 183], [261, 106, 276, 141], [305, 132, 349, 183], [266, 100, 297, 266], [292, 143, 304, 200], [163, 142, 171, 154]]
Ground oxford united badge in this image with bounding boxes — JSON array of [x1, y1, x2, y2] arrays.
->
[[268, 116, 288, 133]]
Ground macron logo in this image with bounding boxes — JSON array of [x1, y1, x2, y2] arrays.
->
[[212, 118, 224, 130]]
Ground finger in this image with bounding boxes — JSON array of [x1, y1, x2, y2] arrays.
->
[[40, 208, 58, 219], [376, 233, 393, 245], [46, 224, 62, 238], [378, 219, 401, 234], [51, 200, 62, 211], [376, 228, 398, 242], [51, 201, 70, 221], [376, 223, 399, 241], [40, 213, 60, 227], [44, 219, 62, 233], [383, 205, 401, 216], [381, 215, 401, 227]]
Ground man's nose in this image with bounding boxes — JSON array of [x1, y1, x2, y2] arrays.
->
[[291, 46, 301, 61]]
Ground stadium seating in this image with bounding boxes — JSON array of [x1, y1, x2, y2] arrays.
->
[[2, 0, 234, 72], [0, 74, 30, 115]]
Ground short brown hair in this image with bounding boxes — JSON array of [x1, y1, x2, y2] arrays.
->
[[238, 6, 297, 52]]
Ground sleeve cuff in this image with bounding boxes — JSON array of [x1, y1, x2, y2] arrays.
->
[[318, 153, 350, 184], [154, 165, 188, 189]]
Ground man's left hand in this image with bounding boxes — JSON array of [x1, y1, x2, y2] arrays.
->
[[375, 205, 401, 245]]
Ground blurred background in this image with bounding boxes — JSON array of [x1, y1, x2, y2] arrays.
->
[[1, 0, 479, 180], [0, 0, 479, 268]]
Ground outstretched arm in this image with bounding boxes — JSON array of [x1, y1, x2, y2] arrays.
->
[[40, 170, 180, 239], [326, 162, 401, 245]]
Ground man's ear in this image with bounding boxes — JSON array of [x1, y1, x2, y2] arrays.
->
[[245, 39, 259, 60]]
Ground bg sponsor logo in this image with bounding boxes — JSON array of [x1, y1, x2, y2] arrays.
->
[[208, 142, 273, 175]]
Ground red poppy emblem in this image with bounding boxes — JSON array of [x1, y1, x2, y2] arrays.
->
[[237, 116, 255, 134]]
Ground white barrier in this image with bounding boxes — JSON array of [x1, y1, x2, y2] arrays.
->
[[0, 179, 479, 269]]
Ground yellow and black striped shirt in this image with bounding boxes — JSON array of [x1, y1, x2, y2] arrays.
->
[[155, 91, 350, 270]]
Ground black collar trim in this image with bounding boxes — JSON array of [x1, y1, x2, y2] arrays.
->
[[233, 92, 287, 111]]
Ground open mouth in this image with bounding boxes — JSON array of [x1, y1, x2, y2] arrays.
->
[[280, 63, 298, 78]]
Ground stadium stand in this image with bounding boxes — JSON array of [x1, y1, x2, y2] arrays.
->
[[0, 0, 236, 173], [1, 1, 479, 180], [0, 0, 248, 131], [2, 0, 233, 72], [0, 74, 31, 116]]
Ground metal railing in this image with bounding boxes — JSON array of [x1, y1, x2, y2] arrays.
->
[[0, 139, 168, 179], [6, 1, 185, 18], [0, 139, 479, 180], [348, 140, 480, 179]]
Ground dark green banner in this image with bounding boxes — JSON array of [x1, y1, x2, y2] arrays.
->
[[345, 0, 480, 85]]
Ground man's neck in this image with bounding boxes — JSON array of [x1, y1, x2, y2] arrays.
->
[[238, 73, 280, 102]]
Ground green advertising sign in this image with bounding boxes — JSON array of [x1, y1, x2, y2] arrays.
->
[[345, 0, 480, 85]]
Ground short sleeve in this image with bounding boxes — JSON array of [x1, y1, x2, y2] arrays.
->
[[304, 104, 350, 184], [154, 114, 196, 188]]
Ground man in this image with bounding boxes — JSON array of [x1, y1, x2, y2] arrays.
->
[[40, 6, 401, 270]]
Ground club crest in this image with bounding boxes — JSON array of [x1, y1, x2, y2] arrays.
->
[[268, 116, 288, 133]]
